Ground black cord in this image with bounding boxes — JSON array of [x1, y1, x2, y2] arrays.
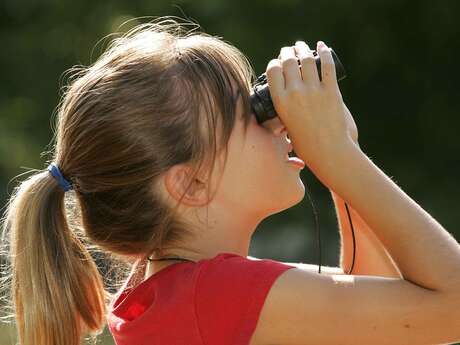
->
[[145, 200, 357, 276], [305, 181, 356, 275], [344, 201, 356, 274], [146, 257, 194, 262]]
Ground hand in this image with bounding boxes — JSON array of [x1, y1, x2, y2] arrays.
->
[[266, 40, 360, 167]]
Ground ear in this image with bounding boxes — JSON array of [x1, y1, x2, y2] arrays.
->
[[163, 164, 210, 207]]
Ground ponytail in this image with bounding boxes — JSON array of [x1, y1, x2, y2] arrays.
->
[[1, 166, 107, 345], [1, 17, 260, 344]]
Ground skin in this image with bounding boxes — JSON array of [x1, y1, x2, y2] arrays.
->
[[146, 94, 306, 278], [144, 39, 340, 278]]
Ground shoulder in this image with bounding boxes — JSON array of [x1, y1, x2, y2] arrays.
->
[[198, 253, 295, 287], [196, 253, 295, 299], [195, 253, 296, 345]]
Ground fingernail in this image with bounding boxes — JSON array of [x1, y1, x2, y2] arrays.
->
[[318, 41, 325, 47]]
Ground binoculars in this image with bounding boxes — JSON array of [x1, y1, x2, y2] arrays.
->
[[250, 48, 347, 124]]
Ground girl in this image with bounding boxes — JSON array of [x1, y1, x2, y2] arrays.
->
[[2, 17, 460, 345]]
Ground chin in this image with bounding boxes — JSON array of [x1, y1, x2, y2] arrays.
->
[[291, 180, 306, 205], [286, 178, 306, 208], [269, 184, 306, 216]]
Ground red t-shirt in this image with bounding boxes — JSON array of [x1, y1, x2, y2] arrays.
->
[[107, 252, 296, 345]]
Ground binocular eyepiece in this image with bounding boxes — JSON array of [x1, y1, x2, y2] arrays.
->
[[250, 48, 347, 124]]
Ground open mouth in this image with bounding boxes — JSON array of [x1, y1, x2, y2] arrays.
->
[[286, 141, 294, 159], [285, 148, 305, 168]]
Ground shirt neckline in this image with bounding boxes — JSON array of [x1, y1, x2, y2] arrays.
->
[[138, 252, 244, 289]]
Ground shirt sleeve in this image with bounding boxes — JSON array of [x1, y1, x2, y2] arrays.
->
[[195, 254, 296, 345]]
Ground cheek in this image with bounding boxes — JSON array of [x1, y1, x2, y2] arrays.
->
[[217, 123, 288, 202], [243, 132, 286, 185]]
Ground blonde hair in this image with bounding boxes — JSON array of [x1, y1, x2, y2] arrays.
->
[[0, 16, 256, 345]]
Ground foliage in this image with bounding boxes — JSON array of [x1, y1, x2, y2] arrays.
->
[[1, 1, 459, 343]]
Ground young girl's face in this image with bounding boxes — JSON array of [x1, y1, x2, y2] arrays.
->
[[212, 94, 306, 218]]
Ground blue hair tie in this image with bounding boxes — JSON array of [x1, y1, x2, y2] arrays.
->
[[47, 163, 73, 192]]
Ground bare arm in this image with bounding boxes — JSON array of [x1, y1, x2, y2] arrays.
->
[[331, 189, 402, 278], [329, 138, 401, 278], [314, 141, 460, 294], [261, 41, 460, 344], [267, 40, 460, 294]]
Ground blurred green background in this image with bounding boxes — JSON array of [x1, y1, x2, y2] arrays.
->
[[1, 0, 459, 344]]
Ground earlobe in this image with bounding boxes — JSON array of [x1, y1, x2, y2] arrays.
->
[[163, 164, 209, 207]]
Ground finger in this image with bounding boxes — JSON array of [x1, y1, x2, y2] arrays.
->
[[294, 41, 320, 86], [316, 41, 337, 86], [265, 58, 285, 94], [279, 46, 302, 87]]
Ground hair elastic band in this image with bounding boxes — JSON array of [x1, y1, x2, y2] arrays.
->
[[47, 163, 73, 192]]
